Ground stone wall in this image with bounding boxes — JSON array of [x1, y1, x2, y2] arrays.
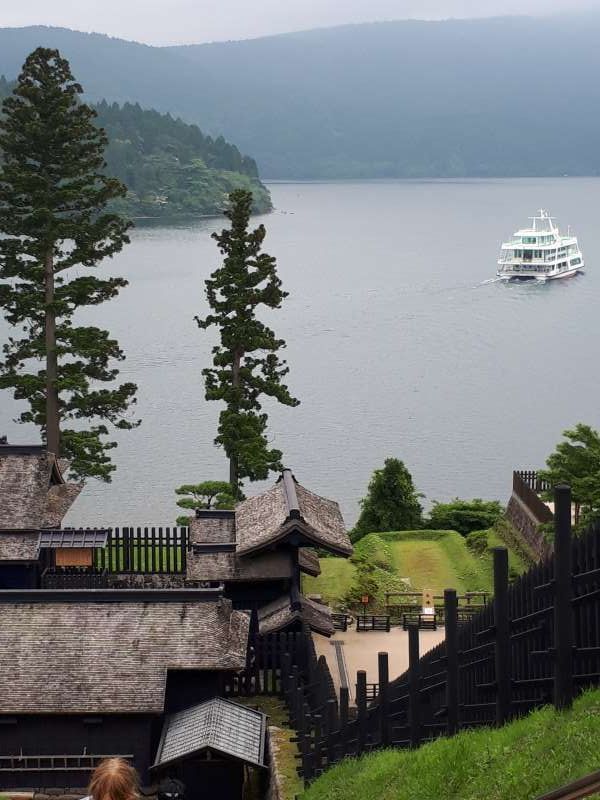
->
[[506, 494, 552, 561]]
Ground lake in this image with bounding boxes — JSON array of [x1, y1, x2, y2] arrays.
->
[[1, 178, 599, 528]]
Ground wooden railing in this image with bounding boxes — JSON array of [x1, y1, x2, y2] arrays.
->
[[516, 470, 552, 493], [534, 769, 600, 800], [513, 471, 554, 524]]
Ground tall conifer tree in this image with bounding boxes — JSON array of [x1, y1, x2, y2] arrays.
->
[[0, 48, 138, 480], [197, 189, 299, 494]]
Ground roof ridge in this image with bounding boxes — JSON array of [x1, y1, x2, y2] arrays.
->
[[282, 469, 301, 520]]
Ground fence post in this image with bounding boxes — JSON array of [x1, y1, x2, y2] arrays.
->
[[313, 713, 323, 776], [554, 484, 574, 710], [326, 698, 338, 765], [445, 588, 459, 735], [356, 670, 367, 754], [378, 651, 390, 747], [339, 686, 349, 758], [408, 623, 421, 747], [493, 547, 511, 725]]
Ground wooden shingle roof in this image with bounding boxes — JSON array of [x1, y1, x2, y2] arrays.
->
[[258, 594, 334, 637], [235, 471, 352, 557], [0, 445, 82, 529], [0, 597, 249, 714]]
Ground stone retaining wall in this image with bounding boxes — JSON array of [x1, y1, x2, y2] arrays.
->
[[506, 494, 552, 561]]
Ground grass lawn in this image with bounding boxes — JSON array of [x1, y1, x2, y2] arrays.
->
[[303, 557, 356, 606], [236, 696, 303, 800], [301, 688, 600, 800], [384, 530, 493, 594]]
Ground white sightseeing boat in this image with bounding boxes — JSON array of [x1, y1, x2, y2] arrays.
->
[[497, 210, 584, 282]]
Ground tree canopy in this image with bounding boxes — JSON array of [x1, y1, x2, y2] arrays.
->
[[539, 423, 600, 529], [426, 498, 503, 537], [197, 189, 299, 494], [0, 48, 138, 480], [352, 458, 423, 543], [174, 480, 235, 526]]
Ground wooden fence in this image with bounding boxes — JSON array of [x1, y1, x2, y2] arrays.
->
[[515, 470, 552, 494], [95, 527, 188, 573], [288, 485, 600, 785]]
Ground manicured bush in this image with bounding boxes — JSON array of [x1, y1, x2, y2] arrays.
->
[[426, 498, 503, 537], [466, 529, 489, 555]]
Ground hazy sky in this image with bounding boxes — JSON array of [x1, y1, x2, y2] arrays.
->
[[1, 0, 597, 46]]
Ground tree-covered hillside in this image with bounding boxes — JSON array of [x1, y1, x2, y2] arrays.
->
[[1, 16, 600, 178], [0, 77, 271, 217]]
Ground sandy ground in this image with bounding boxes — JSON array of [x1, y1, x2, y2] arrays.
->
[[314, 626, 446, 702]]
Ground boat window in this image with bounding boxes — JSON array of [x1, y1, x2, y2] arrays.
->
[[523, 236, 537, 244]]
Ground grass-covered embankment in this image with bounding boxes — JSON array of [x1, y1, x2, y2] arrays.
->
[[304, 525, 528, 612], [301, 688, 600, 800]]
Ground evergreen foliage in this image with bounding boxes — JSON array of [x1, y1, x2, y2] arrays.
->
[[0, 48, 138, 480], [197, 189, 299, 494], [352, 458, 423, 543], [426, 498, 503, 537], [539, 423, 600, 529], [0, 81, 271, 218], [174, 480, 236, 526]]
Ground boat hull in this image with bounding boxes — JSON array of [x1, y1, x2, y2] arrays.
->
[[497, 267, 583, 282]]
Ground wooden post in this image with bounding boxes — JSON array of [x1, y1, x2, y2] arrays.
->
[[313, 713, 323, 776], [493, 547, 511, 725], [339, 686, 349, 758], [356, 670, 367, 754], [378, 651, 390, 747], [326, 698, 338, 765], [445, 588, 459, 735], [554, 484, 574, 710], [408, 623, 421, 747]]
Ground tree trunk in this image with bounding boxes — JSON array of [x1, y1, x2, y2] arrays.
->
[[45, 250, 60, 456], [229, 348, 242, 494]]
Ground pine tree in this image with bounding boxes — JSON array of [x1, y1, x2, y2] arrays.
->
[[0, 48, 139, 481], [352, 458, 423, 543], [197, 189, 299, 494]]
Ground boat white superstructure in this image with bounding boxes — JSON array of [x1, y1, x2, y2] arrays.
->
[[497, 210, 584, 282]]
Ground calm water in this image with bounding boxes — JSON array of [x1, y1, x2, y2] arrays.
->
[[1, 178, 599, 528]]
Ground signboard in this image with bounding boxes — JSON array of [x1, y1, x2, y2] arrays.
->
[[361, 595, 370, 606]]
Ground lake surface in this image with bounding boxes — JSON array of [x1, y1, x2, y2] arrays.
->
[[1, 178, 599, 528]]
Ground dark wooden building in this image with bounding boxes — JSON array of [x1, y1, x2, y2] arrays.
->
[[0, 444, 82, 588], [188, 469, 352, 635], [0, 589, 249, 789]]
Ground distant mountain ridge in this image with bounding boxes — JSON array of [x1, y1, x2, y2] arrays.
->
[[2, 16, 600, 178]]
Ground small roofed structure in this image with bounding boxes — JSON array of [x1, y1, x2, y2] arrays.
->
[[188, 471, 351, 636], [0, 443, 83, 529], [235, 469, 352, 557], [154, 697, 267, 770], [258, 594, 334, 637], [152, 698, 267, 800]]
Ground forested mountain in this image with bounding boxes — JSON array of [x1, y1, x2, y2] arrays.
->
[[2, 15, 600, 178], [0, 79, 271, 216]]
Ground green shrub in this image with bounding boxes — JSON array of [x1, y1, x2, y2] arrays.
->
[[426, 498, 503, 537], [466, 529, 489, 555]]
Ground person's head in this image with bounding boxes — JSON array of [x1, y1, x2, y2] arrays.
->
[[88, 758, 140, 800]]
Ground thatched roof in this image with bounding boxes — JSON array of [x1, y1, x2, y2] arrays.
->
[[0, 445, 82, 530], [0, 531, 39, 562], [235, 470, 352, 557], [0, 597, 249, 714], [258, 594, 334, 637]]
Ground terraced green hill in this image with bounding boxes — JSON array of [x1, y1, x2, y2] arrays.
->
[[304, 526, 529, 611]]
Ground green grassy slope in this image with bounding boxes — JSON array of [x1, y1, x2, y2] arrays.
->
[[303, 558, 355, 606], [385, 530, 493, 594], [304, 527, 527, 610], [301, 689, 600, 800]]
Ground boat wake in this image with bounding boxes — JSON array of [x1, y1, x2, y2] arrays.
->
[[478, 277, 503, 286]]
